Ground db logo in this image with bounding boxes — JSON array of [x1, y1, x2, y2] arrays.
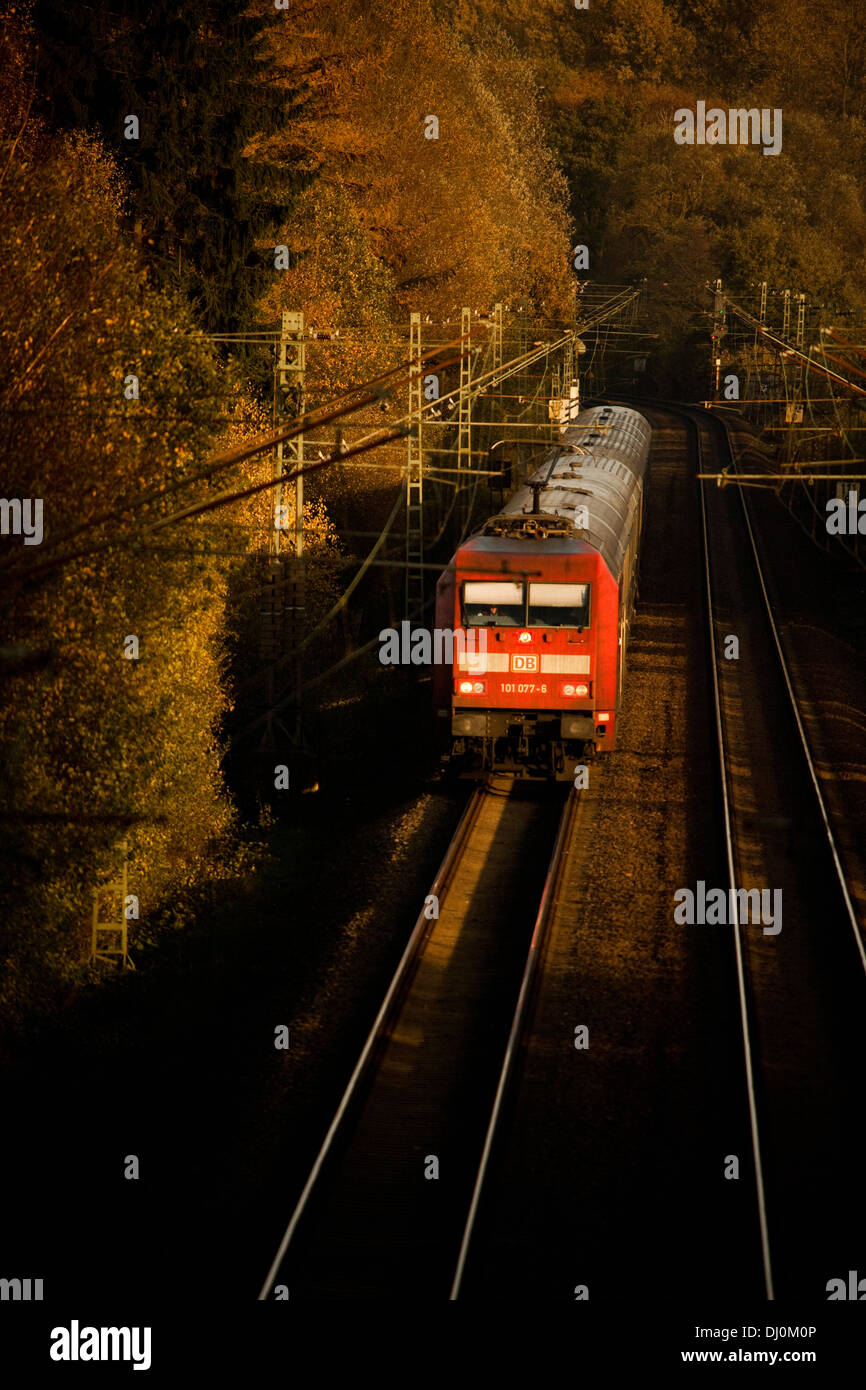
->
[[511, 654, 538, 672]]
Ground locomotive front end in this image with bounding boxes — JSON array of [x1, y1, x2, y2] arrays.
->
[[432, 403, 651, 781], [434, 535, 620, 781]]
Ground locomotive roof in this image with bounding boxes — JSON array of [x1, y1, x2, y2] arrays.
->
[[482, 404, 651, 580]]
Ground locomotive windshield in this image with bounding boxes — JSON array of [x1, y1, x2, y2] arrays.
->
[[527, 582, 590, 629], [461, 580, 589, 629], [462, 581, 524, 627]]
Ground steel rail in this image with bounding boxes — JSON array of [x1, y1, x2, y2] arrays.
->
[[725, 431, 866, 977], [257, 785, 486, 1300], [449, 787, 579, 1298], [591, 394, 864, 1302], [697, 416, 776, 1301]]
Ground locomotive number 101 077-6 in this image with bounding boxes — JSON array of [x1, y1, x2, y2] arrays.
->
[[500, 682, 548, 694]]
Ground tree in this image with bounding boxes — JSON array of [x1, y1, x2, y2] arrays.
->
[[33, 0, 308, 333], [0, 48, 268, 1023], [265, 0, 573, 324], [585, 0, 695, 83]]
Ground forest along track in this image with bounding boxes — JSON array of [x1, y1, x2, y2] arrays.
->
[[698, 412, 866, 1300], [259, 776, 572, 1299]]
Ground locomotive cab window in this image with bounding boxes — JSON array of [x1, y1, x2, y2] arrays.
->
[[462, 581, 524, 627], [527, 582, 590, 630]]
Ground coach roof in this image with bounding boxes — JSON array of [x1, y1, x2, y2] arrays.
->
[[494, 405, 651, 580]]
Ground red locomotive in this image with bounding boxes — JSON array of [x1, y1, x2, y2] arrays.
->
[[433, 404, 651, 780]]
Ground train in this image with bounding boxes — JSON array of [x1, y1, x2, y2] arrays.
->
[[433, 403, 652, 780]]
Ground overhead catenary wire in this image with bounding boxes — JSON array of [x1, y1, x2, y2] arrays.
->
[[241, 288, 644, 729], [5, 301, 630, 587], [0, 344, 468, 587]]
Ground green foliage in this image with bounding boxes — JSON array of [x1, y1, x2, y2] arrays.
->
[[33, 0, 307, 333], [267, 0, 574, 326], [586, 0, 695, 83], [7, 0, 866, 1034], [0, 108, 259, 1026], [436, 0, 586, 68], [261, 0, 574, 526], [549, 95, 634, 246], [436, 0, 866, 391]]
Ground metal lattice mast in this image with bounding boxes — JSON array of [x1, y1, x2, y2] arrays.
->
[[492, 302, 504, 441], [711, 280, 725, 401], [405, 311, 424, 619], [457, 306, 472, 528], [563, 333, 575, 426], [792, 292, 806, 422], [263, 311, 306, 745], [563, 336, 574, 395], [758, 281, 768, 420], [90, 838, 130, 968], [778, 290, 792, 429], [273, 311, 306, 562], [550, 362, 562, 426]]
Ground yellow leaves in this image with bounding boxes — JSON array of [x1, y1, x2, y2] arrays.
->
[[1, 118, 247, 1014]]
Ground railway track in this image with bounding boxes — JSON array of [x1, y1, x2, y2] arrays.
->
[[258, 403, 865, 1303], [259, 777, 577, 1299], [697, 410, 866, 1300]]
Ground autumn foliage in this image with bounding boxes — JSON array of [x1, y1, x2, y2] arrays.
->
[[0, 112, 235, 1017], [7, 0, 866, 1028], [1, 0, 575, 1028]]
